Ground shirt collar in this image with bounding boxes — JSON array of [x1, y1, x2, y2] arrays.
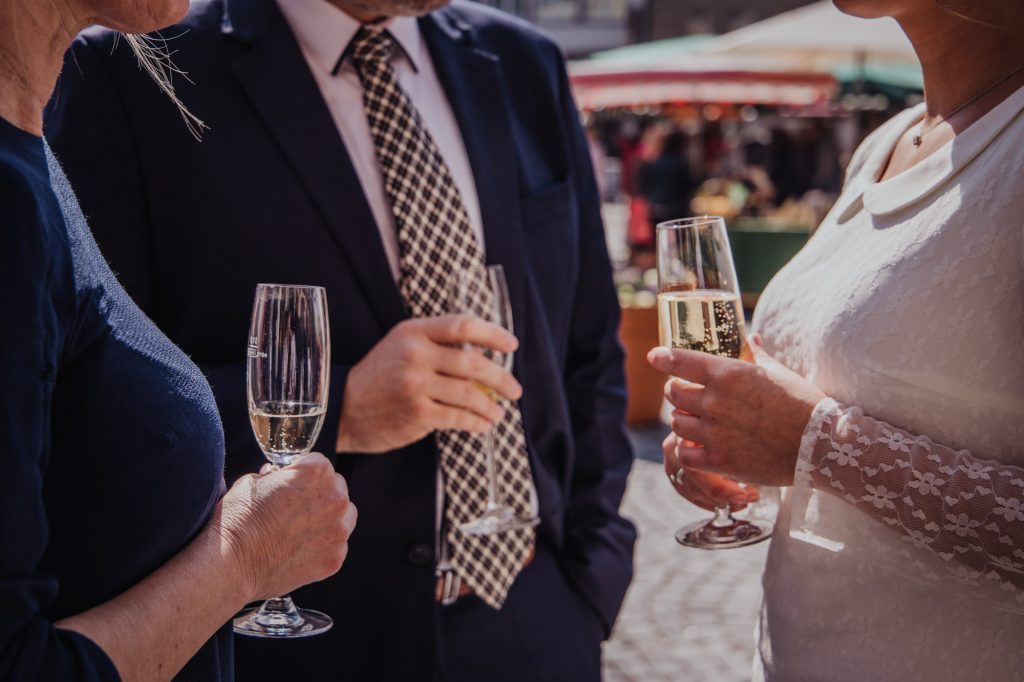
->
[[836, 83, 1024, 219], [275, 0, 422, 76]]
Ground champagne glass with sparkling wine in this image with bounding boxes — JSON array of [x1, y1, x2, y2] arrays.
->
[[656, 216, 771, 549], [233, 283, 333, 638], [451, 264, 539, 536]]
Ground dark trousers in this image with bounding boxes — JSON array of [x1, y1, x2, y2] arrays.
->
[[434, 542, 604, 682]]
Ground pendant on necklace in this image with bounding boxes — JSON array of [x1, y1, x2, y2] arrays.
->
[[912, 134, 923, 148]]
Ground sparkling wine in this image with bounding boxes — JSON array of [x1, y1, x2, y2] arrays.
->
[[249, 401, 326, 465], [657, 290, 750, 360]]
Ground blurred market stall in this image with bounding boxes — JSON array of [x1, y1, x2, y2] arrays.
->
[[578, 2, 923, 423]]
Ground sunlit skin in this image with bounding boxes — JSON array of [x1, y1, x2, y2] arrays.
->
[[0, 0, 187, 134], [654, 0, 1024, 507], [328, 0, 450, 23], [321, 0, 526, 462]]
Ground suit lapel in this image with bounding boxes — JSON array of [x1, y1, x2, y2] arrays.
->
[[420, 11, 529, 344], [225, 0, 407, 332]]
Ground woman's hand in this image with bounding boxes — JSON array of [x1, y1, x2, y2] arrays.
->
[[216, 453, 357, 601], [648, 336, 826, 487], [663, 432, 759, 511]]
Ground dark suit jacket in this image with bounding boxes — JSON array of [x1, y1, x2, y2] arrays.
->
[[48, 1, 635, 679]]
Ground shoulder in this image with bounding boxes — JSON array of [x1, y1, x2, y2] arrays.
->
[[433, 1, 564, 66], [0, 146, 68, 299], [0, 148, 48, 232]]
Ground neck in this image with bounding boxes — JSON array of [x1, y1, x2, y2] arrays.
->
[[0, 0, 86, 135], [895, 8, 1024, 120], [326, 1, 390, 24]]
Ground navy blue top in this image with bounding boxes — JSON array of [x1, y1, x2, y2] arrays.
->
[[0, 116, 232, 680]]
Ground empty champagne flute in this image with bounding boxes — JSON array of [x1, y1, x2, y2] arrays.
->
[[656, 216, 771, 549], [233, 283, 333, 638], [451, 264, 539, 536]]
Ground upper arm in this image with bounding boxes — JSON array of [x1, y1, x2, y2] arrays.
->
[[0, 167, 119, 680]]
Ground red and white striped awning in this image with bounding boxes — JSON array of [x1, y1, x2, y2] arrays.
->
[[569, 64, 838, 110]]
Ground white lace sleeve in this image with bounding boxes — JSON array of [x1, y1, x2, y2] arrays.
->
[[790, 398, 1024, 614]]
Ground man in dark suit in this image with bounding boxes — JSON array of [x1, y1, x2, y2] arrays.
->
[[48, 0, 635, 679]]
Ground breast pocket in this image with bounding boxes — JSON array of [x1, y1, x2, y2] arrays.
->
[[520, 179, 580, 332]]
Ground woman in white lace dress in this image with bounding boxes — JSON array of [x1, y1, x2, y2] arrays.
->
[[648, 1, 1024, 680]]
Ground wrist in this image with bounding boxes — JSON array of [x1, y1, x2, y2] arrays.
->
[[201, 500, 261, 607]]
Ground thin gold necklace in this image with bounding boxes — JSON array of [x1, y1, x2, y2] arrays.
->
[[912, 61, 1024, 148]]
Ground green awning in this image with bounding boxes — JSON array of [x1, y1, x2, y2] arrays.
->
[[584, 35, 717, 67]]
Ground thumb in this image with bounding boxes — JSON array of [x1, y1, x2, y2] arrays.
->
[[748, 334, 783, 369]]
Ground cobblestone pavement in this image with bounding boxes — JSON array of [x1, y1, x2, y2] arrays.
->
[[602, 428, 770, 682]]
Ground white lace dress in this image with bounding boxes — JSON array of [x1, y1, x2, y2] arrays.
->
[[750, 84, 1024, 681]]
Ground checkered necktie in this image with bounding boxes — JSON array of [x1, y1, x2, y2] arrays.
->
[[350, 26, 535, 608]]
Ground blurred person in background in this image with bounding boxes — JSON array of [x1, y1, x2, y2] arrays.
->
[[637, 129, 697, 234], [651, 0, 1024, 680], [0, 0, 356, 680]]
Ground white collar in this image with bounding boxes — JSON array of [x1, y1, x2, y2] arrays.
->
[[837, 83, 1024, 219], [276, 0, 422, 76]]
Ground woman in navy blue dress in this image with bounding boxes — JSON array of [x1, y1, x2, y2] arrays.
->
[[0, 1, 358, 679]]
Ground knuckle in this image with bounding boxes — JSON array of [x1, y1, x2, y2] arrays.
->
[[717, 363, 745, 384], [333, 472, 350, 497], [396, 371, 421, 397], [702, 393, 725, 418], [407, 399, 428, 422], [308, 453, 330, 470], [465, 352, 488, 377], [397, 339, 423, 365], [328, 490, 349, 514], [459, 412, 484, 433], [455, 379, 477, 404], [451, 314, 472, 339], [344, 503, 359, 532]]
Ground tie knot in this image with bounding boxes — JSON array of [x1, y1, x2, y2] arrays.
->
[[350, 26, 395, 70]]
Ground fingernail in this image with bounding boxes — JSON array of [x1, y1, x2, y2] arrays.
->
[[730, 495, 749, 506], [648, 347, 670, 363]]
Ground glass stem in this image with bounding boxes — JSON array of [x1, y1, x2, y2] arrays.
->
[[253, 595, 303, 628], [711, 504, 734, 528]]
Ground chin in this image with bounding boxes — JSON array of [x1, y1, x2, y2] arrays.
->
[[91, 0, 191, 34], [352, 0, 451, 17], [831, 0, 894, 19]]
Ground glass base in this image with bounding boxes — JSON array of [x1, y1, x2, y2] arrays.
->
[[233, 596, 332, 639], [458, 505, 540, 536], [675, 515, 772, 550]]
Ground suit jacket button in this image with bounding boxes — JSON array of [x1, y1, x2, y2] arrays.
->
[[407, 543, 433, 566]]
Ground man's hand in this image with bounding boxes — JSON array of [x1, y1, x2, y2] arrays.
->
[[336, 315, 523, 453]]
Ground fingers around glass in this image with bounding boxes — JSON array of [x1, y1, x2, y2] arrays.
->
[[656, 216, 769, 550], [665, 378, 704, 414], [433, 345, 522, 401], [235, 283, 333, 639], [449, 264, 538, 536]]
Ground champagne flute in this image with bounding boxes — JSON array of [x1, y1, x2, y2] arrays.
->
[[451, 264, 539, 536], [233, 283, 333, 638], [656, 217, 771, 549]]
